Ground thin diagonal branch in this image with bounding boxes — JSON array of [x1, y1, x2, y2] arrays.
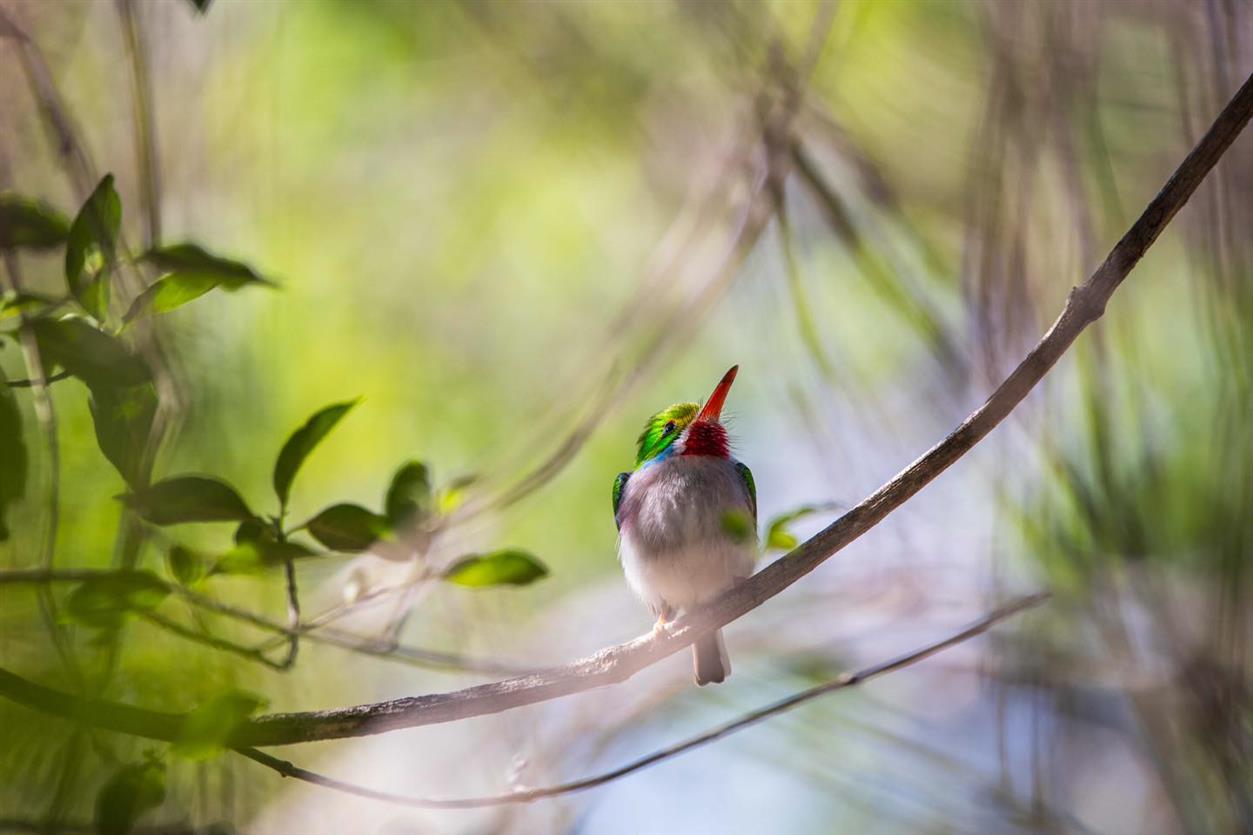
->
[[214, 69, 1247, 747], [0, 70, 1248, 750], [237, 593, 1038, 808]]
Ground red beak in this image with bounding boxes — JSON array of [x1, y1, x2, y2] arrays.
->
[[695, 365, 738, 423]]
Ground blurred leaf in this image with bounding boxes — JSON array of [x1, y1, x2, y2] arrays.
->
[[0, 367, 26, 542], [166, 545, 205, 586], [174, 690, 266, 760], [234, 517, 275, 546], [185, 0, 213, 13], [437, 473, 478, 515], [0, 193, 70, 250], [385, 460, 430, 528], [139, 243, 270, 287], [443, 549, 548, 587], [125, 243, 273, 323], [720, 509, 755, 544], [95, 759, 165, 835], [272, 399, 357, 511], [764, 503, 840, 551], [89, 383, 157, 486], [122, 476, 254, 525], [307, 503, 387, 552], [64, 571, 169, 629], [122, 274, 216, 323], [0, 291, 60, 320], [212, 539, 317, 575], [64, 174, 121, 322], [29, 317, 150, 389]]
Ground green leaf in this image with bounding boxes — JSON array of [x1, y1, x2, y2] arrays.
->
[[65, 174, 121, 322], [166, 545, 205, 586], [720, 509, 755, 544], [272, 400, 357, 511], [0, 291, 60, 320], [95, 759, 166, 835], [139, 242, 270, 287], [174, 690, 266, 760], [89, 383, 157, 486], [64, 571, 169, 629], [122, 476, 253, 525], [442, 549, 548, 588], [437, 473, 477, 515], [234, 517, 274, 546], [125, 243, 274, 323], [764, 502, 840, 551], [307, 503, 388, 552], [0, 193, 69, 250], [122, 273, 217, 323], [385, 460, 430, 528], [28, 317, 150, 389], [0, 367, 27, 542], [212, 539, 317, 575]]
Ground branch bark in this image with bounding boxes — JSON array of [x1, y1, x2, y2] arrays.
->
[[229, 70, 1250, 746], [0, 595, 1044, 805], [235, 594, 1044, 808], [0, 70, 1249, 750]]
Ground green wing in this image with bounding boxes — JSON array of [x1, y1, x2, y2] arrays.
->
[[612, 471, 630, 530], [735, 461, 757, 523]]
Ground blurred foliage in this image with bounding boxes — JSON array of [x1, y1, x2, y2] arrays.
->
[[0, 0, 1250, 832]]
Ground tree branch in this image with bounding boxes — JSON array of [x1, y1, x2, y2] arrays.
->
[[235, 594, 1044, 809], [0, 594, 1044, 807], [224, 70, 1248, 746], [4, 370, 72, 388], [0, 70, 1248, 750]]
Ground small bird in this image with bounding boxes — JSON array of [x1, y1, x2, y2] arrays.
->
[[613, 366, 757, 685]]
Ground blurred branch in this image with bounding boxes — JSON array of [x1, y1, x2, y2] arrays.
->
[[0, 61, 1248, 749], [114, 0, 162, 248], [278, 559, 300, 670], [0, 168, 79, 688], [0, 568, 532, 676], [0, 7, 96, 200], [137, 611, 290, 672], [789, 139, 962, 370], [3, 370, 71, 388]]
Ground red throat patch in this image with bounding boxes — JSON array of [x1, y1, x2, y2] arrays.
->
[[682, 420, 729, 458]]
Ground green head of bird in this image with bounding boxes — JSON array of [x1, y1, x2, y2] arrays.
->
[[633, 366, 738, 468]]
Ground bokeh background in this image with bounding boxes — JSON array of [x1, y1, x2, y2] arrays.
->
[[1, 0, 1251, 833]]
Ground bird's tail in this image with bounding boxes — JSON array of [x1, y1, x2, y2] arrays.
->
[[693, 629, 730, 686]]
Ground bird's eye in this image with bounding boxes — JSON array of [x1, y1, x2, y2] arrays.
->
[[663, 421, 676, 436]]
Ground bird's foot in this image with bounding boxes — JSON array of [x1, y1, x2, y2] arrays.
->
[[652, 609, 676, 637]]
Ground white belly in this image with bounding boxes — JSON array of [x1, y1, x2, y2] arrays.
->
[[617, 456, 757, 616]]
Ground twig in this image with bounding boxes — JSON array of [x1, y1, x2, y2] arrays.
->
[[185, 69, 1253, 747], [138, 611, 288, 671], [222, 69, 1253, 746], [114, 0, 162, 248], [278, 559, 300, 669], [0, 569, 533, 676], [4, 370, 72, 388], [0, 66, 1248, 752], [223, 594, 1041, 808]]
